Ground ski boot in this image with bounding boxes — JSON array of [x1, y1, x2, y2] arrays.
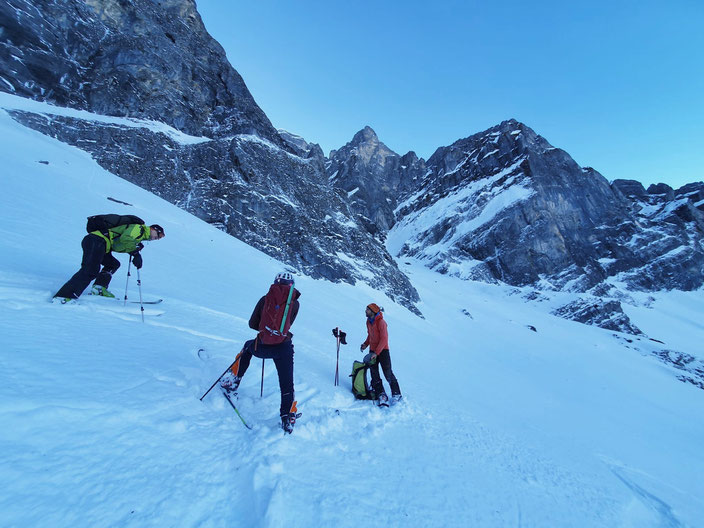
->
[[52, 296, 75, 305], [91, 285, 116, 298], [220, 373, 241, 395], [391, 394, 403, 404], [378, 393, 390, 407], [281, 402, 302, 434]]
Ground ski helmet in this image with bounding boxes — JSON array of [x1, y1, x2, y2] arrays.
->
[[274, 272, 294, 285]]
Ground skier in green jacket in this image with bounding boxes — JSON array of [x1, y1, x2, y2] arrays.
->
[[54, 222, 165, 302]]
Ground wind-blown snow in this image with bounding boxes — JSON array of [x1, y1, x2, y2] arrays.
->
[[1, 99, 704, 527]]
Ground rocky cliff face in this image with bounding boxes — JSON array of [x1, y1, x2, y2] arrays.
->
[[327, 127, 426, 238], [0, 0, 421, 312], [330, 121, 704, 334], [388, 120, 635, 291], [0, 0, 283, 143]]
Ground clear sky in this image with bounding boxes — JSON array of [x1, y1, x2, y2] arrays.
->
[[196, 0, 703, 189]]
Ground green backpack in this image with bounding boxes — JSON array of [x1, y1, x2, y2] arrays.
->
[[350, 360, 376, 400]]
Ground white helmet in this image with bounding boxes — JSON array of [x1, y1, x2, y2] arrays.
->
[[274, 272, 294, 284]]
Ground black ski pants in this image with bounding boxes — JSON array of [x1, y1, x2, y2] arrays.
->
[[236, 338, 295, 417], [369, 349, 401, 398], [54, 234, 120, 299]]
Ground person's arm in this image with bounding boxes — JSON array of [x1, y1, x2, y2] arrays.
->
[[289, 299, 300, 326], [249, 296, 265, 330], [361, 322, 370, 350], [377, 318, 389, 351]]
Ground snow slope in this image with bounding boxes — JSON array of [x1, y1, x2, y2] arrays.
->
[[1, 99, 704, 527]]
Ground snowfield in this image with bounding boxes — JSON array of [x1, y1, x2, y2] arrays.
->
[[1, 98, 704, 527]]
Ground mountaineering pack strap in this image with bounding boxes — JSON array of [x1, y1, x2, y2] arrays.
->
[[279, 285, 295, 334]]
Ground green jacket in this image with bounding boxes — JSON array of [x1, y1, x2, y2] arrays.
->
[[91, 224, 150, 253]]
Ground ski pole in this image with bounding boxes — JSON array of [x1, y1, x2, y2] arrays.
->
[[136, 267, 145, 323], [332, 327, 346, 386], [260, 358, 265, 398], [123, 256, 132, 307], [335, 335, 340, 386], [199, 358, 237, 401]]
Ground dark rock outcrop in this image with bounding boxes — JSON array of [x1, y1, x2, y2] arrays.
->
[[327, 126, 426, 237], [0, 0, 284, 144], [551, 299, 643, 335]]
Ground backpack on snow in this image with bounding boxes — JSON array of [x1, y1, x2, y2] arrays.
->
[[86, 214, 145, 234], [350, 360, 376, 400], [258, 283, 296, 345]]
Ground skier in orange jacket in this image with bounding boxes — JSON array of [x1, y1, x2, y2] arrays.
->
[[361, 303, 402, 406]]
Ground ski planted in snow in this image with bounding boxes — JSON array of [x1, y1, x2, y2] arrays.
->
[[222, 389, 252, 430]]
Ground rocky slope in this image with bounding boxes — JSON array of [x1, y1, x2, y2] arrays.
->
[[0, 0, 420, 312], [327, 126, 426, 238], [330, 121, 704, 334]]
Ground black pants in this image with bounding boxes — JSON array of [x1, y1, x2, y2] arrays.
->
[[55, 234, 120, 299], [236, 338, 295, 417], [369, 349, 401, 398]]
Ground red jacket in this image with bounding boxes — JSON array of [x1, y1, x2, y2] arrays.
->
[[362, 312, 389, 353]]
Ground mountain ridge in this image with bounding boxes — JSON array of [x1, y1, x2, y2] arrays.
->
[[2, 0, 703, 333]]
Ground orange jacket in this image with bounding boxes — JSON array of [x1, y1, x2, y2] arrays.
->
[[362, 312, 389, 353]]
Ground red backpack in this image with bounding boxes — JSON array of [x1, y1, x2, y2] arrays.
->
[[258, 284, 296, 345]]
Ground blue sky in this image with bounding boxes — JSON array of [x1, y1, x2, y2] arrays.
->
[[196, 0, 703, 189]]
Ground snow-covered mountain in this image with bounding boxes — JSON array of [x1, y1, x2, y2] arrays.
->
[[0, 0, 421, 313], [331, 121, 704, 335], [4, 0, 703, 334], [2, 94, 704, 527]]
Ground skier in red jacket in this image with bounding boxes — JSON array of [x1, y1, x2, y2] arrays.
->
[[361, 303, 402, 406], [221, 272, 301, 433]]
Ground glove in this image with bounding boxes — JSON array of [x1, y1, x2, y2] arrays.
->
[[131, 252, 143, 269], [360, 343, 366, 352], [363, 352, 377, 365]]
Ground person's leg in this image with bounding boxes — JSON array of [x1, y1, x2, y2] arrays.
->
[[221, 340, 255, 392], [234, 339, 256, 378], [54, 235, 105, 299], [94, 252, 120, 288], [368, 357, 385, 398], [272, 341, 295, 416], [378, 349, 401, 396]]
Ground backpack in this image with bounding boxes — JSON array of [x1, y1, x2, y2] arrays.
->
[[350, 360, 376, 400], [258, 284, 296, 345], [86, 214, 145, 234]]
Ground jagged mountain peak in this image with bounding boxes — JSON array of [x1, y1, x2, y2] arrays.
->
[[351, 125, 379, 144], [329, 125, 398, 167], [427, 119, 551, 168]]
